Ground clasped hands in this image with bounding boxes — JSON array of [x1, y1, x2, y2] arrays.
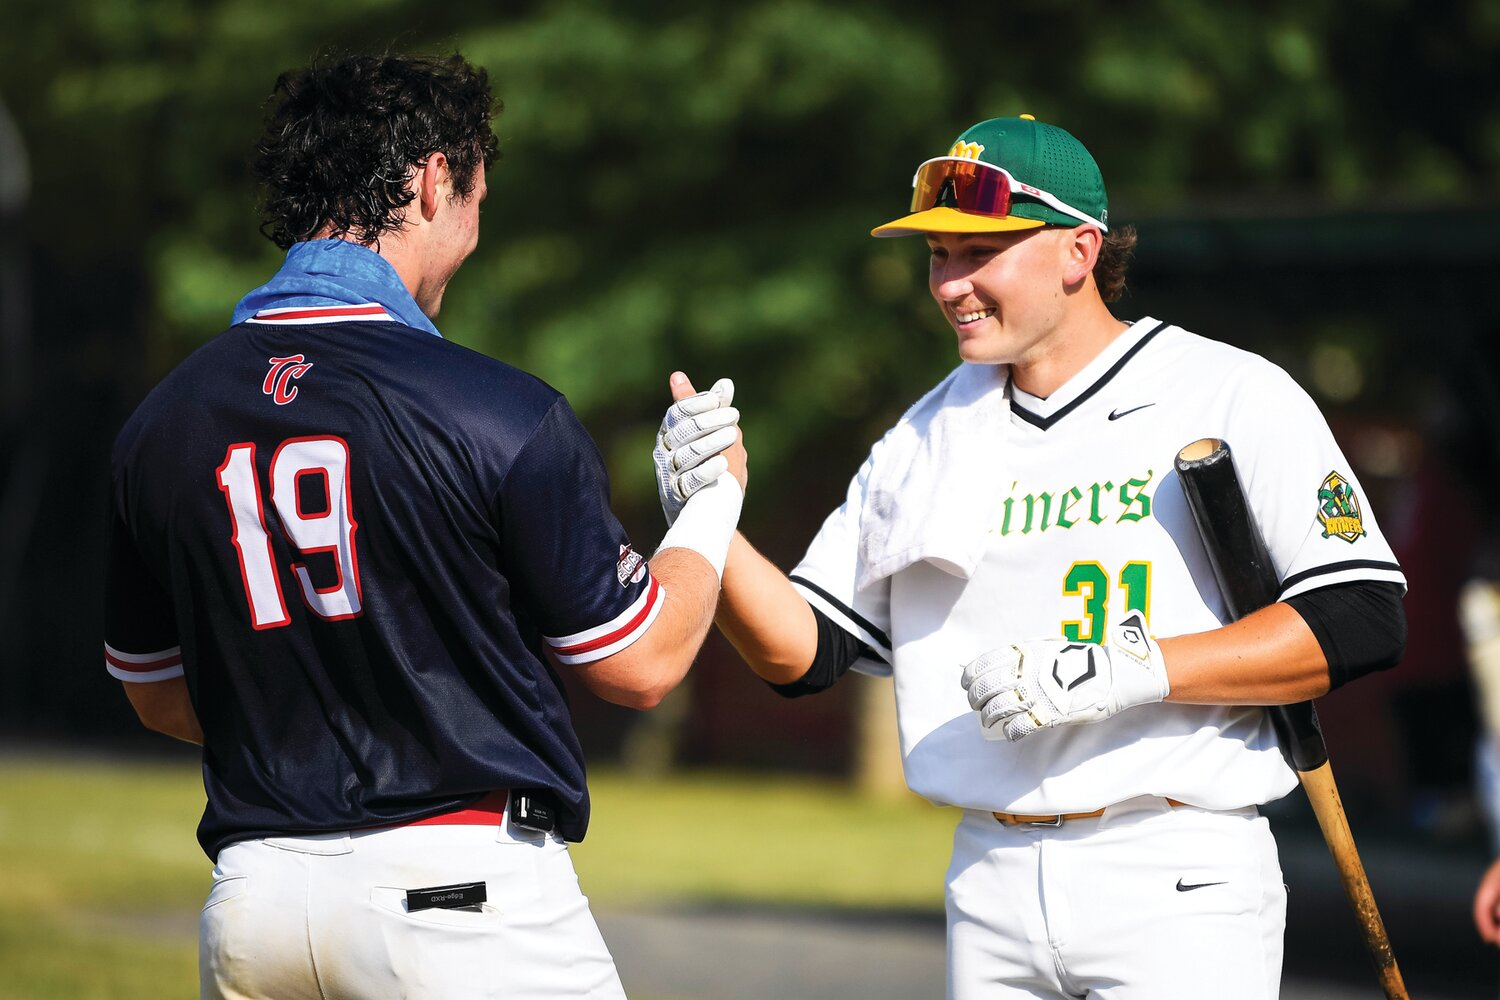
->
[[653, 372, 745, 524], [960, 612, 1171, 741]]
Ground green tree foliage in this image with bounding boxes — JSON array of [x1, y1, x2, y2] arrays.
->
[[4, 0, 1496, 522]]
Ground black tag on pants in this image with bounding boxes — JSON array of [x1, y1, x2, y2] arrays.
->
[[405, 881, 487, 912], [509, 790, 557, 833]]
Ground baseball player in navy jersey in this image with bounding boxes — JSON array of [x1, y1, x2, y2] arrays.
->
[[657, 117, 1408, 998], [104, 54, 744, 1000]]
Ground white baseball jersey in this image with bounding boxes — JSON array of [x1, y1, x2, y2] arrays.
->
[[792, 317, 1404, 815]]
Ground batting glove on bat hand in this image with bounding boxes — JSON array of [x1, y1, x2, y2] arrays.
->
[[960, 612, 1170, 742], [654, 377, 739, 525]]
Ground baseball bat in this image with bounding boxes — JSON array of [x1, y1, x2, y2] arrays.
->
[[1174, 438, 1407, 1000]]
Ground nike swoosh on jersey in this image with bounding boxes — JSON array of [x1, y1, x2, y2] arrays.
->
[[1107, 403, 1156, 420], [1175, 878, 1227, 892]]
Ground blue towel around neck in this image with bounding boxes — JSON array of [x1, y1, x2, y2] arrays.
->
[[232, 239, 442, 338]]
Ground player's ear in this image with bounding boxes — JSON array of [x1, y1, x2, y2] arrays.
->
[[416, 152, 449, 222], [1060, 225, 1104, 287]]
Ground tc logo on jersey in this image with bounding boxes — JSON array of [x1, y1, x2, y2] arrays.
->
[[264, 355, 314, 405], [1316, 471, 1366, 543], [616, 545, 646, 587]]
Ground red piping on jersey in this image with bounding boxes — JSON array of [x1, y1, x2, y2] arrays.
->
[[550, 577, 661, 656], [104, 647, 184, 673], [400, 790, 509, 826], [253, 305, 390, 322]]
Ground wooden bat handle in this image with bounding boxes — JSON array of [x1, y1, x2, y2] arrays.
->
[[1299, 762, 1408, 999]]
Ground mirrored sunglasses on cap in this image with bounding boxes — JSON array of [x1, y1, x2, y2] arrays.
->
[[910, 156, 1107, 230]]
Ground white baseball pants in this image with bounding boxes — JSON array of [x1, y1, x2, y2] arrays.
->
[[946, 796, 1286, 1000], [200, 818, 626, 1000]]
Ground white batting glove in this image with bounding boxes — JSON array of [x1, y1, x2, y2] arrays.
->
[[653, 378, 738, 525], [960, 612, 1170, 742]]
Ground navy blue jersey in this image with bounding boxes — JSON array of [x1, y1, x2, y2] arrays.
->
[[104, 304, 659, 857]]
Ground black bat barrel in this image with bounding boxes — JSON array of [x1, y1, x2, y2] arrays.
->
[[1175, 439, 1329, 772]]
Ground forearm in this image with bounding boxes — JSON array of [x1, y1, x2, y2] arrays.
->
[[572, 547, 720, 710], [1475, 856, 1500, 944], [716, 533, 818, 684], [1160, 601, 1331, 705], [123, 678, 204, 746]]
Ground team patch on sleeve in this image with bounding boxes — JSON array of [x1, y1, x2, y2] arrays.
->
[[1316, 471, 1366, 543], [544, 577, 663, 665], [104, 643, 185, 683], [616, 545, 646, 587]]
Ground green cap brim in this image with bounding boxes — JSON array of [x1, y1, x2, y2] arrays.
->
[[870, 206, 1048, 238]]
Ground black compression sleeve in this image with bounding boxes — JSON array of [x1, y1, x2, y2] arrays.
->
[[766, 604, 874, 699], [1284, 581, 1407, 690]]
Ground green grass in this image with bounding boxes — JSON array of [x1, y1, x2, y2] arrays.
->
[[574, 770, 955, 910], [0, 757, 954, 999], [0, 758, 206, 1000]]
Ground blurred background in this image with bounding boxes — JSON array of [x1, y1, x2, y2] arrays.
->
[[3, 0, 1500, 997]]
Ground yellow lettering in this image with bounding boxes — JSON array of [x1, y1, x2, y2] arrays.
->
[[1323, 516, 1364, 537]]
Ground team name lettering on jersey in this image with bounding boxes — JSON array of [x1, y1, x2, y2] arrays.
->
[[264, 355, 314, 405], [998, 469, 1155, 536]]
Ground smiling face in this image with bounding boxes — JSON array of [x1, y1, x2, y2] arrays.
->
[[927, 228, 1083, 367], [924, 224, 1130, 401]]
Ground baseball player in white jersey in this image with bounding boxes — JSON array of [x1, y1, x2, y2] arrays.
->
[[655, 116, 1407, 998]]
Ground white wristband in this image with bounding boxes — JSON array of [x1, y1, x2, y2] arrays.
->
[[655, 472, 744, 580]]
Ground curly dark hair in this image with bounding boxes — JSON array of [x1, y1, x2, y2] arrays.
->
[[253, 53, 500, 249], [1093, 224, 1137, 303]]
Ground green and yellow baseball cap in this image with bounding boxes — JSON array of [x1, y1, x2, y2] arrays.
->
[[872, 115, 1108, 237]]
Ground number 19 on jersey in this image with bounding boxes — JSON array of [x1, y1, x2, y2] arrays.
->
[[216, 436, 364, 629]]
